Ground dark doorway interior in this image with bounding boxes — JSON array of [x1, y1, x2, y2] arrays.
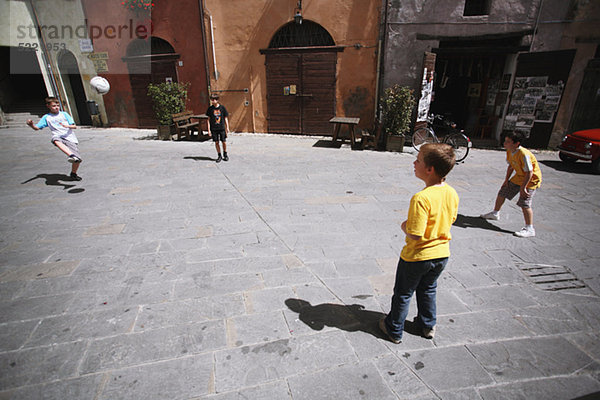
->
[[0, 46, 47, 114], [429, 33, 528, 139], [59, 51, 92, 126], [430, 53, 506, 138]]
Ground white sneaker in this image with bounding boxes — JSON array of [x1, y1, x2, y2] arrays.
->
[[514, 227, 535, 238], [480, 211, 500, 220]]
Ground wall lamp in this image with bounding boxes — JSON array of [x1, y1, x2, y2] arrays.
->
[[294, 0, 302, 24]]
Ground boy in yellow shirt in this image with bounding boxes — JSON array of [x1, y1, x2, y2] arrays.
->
[[480, 131, 542, 238], [379, 143, 459, 343]]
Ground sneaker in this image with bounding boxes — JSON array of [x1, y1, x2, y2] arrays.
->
[[378, 318, 401, 344], [514, 227, 535, 238], [216, 154, 222, 163], [70, 172, 82, 181], [480, 211, 500, 220], [422, 326, 436, 339], [223, 153, 229, 161], [67, 155, 81, 163]]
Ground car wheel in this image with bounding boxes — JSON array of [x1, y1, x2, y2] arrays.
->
[[592, 158, 600, 174], [559, 152, 577, 163]]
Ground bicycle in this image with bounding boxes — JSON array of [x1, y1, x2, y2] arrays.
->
[[411, 114, 472, 162]]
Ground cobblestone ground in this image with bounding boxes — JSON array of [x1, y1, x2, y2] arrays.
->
[[1, 127, 599, 399]]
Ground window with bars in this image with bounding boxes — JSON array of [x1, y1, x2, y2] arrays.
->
[[463, 0, 490, 16], [269, 21, 335, 48]]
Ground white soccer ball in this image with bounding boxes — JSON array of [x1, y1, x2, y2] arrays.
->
[[90, 76, 110, 95]]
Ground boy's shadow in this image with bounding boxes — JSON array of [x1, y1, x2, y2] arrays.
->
[[286, 298, 393, 339], [184, 156, 216, 162], [453, 214, 512, 234], [21, 174, 85, 193]]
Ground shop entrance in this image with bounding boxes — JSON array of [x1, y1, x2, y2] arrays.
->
[[430, 53, 507, 139], [429, 32, 530, 140]]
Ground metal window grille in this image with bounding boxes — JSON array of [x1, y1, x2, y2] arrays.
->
[[269, 21, 335, 48]]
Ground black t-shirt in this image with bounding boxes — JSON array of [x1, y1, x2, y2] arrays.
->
[[206, 104, 228, 131]]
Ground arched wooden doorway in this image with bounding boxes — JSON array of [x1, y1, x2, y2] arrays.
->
[[124, 37, 180, 128], [58, 51, 92, 125], [260, 21, 342, 135]]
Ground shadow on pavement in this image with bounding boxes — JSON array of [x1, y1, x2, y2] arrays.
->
[[454, 214, 513, 234], [21, 173, 85, 194], [313, 140, 342, 148], [184, 156, 216, 162], [133, 134, 158, 140], [285, 298, 387, 339], [540, 160, 597, 175]]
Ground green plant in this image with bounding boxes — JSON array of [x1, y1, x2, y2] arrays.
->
[[147, 82, 189, 125], [122, 0, 154, 11], [381, 85, 415, 135]]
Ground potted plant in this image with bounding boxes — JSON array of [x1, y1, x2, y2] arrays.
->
[[381, 85, 415, 152], [147, 82, 189, 140]]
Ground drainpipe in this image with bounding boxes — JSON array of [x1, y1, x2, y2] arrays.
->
[[375, 0, 388, 123], [530, 0, 544, 51], [198, 0, 212, 95], [209, 15, 219, 80]]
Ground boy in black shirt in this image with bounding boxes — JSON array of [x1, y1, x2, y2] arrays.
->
[[206, 94, 230, 162]]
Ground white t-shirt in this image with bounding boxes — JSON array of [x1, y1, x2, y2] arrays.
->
[[36, 112, 78, 144]]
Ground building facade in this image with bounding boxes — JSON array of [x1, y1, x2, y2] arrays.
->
[[381, 0, 600, 148]]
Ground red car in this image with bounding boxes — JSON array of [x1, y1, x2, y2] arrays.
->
[[558, 128, 600, 174]]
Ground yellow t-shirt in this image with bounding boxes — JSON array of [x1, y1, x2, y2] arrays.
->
[[400, 183, 459, 262], [507, 147, 542, 189]]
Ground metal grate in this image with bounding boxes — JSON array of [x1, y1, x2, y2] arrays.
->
[[269, 21, 335, 48], [517, 263, 586, 291]]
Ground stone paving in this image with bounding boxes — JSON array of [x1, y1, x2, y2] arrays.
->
[[1, 126, 599, 399]]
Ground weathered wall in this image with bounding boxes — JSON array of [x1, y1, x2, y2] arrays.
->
[[81, 0, 209, 127], [383, 0, 600, 148], [383, 0, 541, 92], [203, 0, 381, 132], [548, 0, 600, 146]]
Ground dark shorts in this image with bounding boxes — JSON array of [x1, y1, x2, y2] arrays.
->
[[498, 181, 536, 208], [52, 138, 81, 159], [211, 130, 227, 142]]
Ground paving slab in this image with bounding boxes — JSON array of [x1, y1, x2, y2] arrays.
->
[[1, 127, 599, 399]]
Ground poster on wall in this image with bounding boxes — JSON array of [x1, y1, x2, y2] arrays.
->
[[417, 68, 435, 122], [504, 76, 565, 130]]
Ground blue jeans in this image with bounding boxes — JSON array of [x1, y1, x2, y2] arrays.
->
[[384, 257, 448, 340]]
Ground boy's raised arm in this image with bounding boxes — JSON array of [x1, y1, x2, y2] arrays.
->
[[26, 119, 40, 131]]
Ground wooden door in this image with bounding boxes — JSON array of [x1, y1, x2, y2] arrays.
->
[[128, 59, 178, 128], [266, 53, 301, 133], [301, 52, 337, 135], [266, 51, 337, 135]]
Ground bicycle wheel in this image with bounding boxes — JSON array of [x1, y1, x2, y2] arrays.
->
[[443, 133, 471, 162], [412, 127, 436, 151]]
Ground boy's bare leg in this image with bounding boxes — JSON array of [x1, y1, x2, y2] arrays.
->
[[522, 207, 533, 226], [493, 195, 505, 212], [215, 142, 221, 154], [53, 140, 74, 156], [71, 162, 80, 174], [222, 142, 227, 152]]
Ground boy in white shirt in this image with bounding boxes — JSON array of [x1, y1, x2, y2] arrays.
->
[[26, 97, 83, 181]]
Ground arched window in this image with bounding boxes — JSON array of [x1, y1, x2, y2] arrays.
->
[[126, 36, 175, 57], [269, 21, 335, 48]]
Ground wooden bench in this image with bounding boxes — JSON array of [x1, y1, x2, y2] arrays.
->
[[172, 111, 200, 140], [329, 116, 361, 148]]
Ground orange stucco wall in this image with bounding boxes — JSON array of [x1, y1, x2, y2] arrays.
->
[[203, 0, 381, 133]]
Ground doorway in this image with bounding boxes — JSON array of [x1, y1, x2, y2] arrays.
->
[[125, 37, 179, 128], [262, 21, 341, 135], [58, 51, 92, 126]]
